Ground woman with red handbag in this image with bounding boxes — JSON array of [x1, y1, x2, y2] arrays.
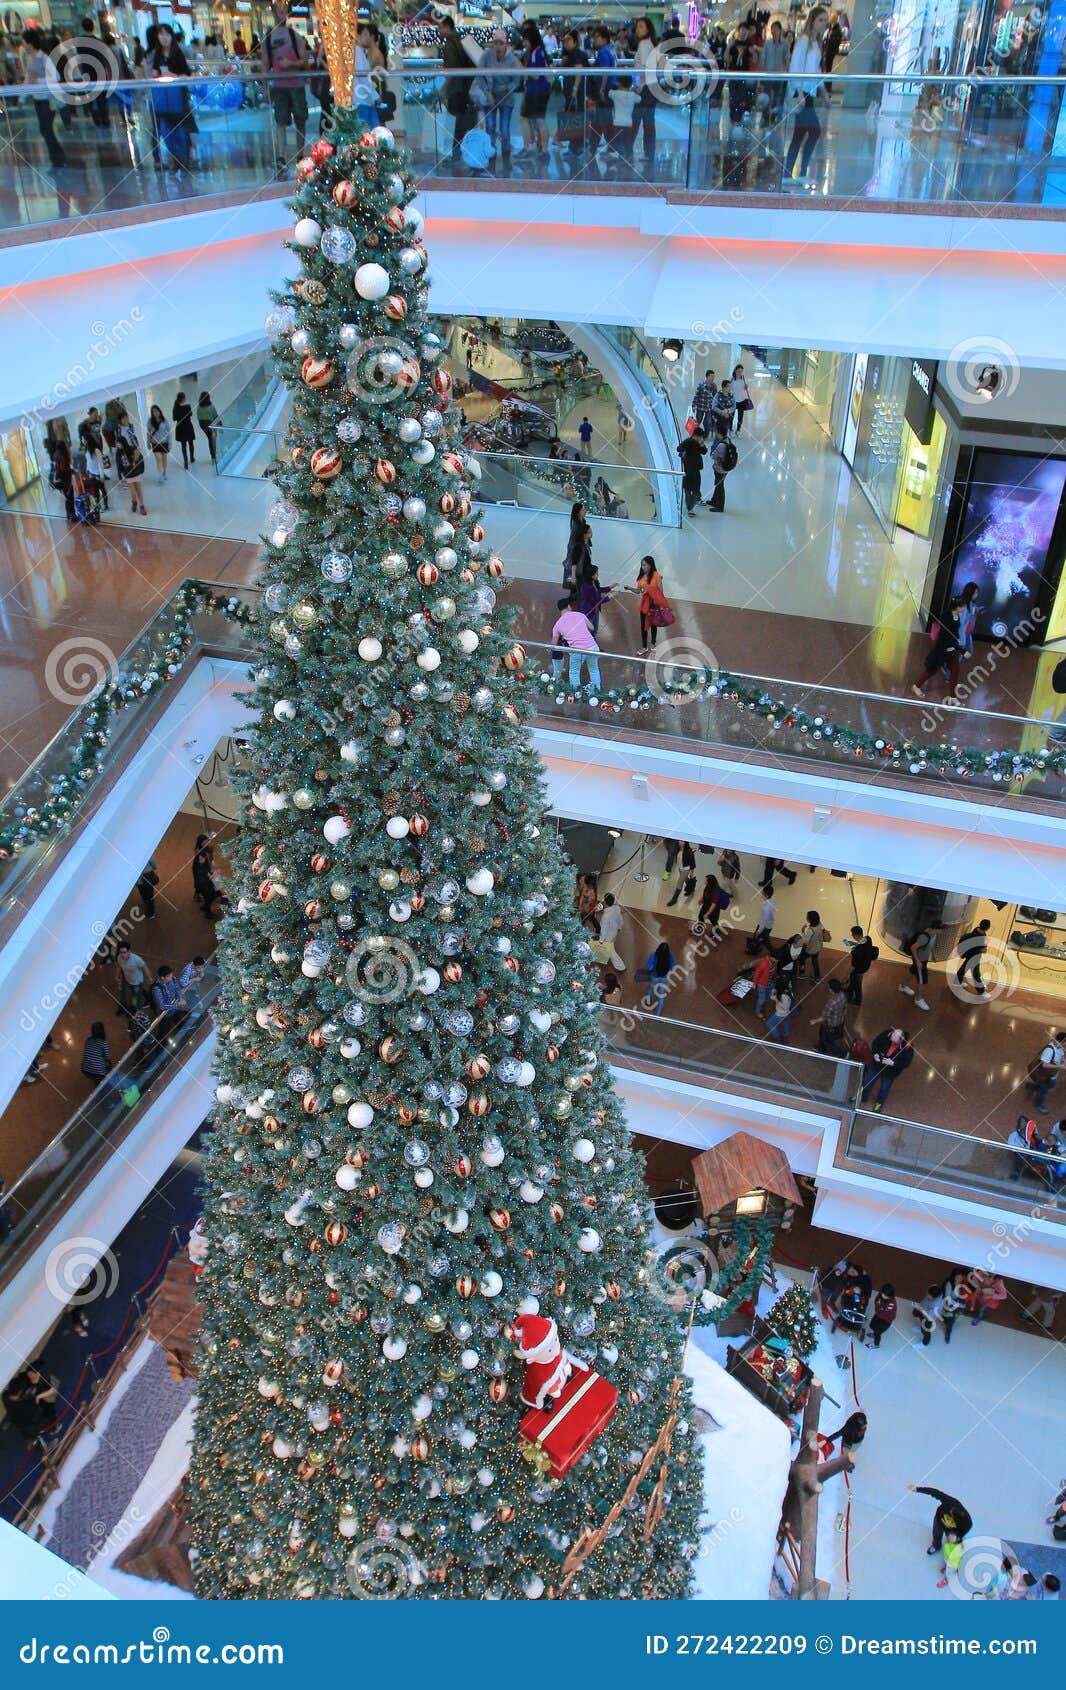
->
[[631, 555, 673, 656]]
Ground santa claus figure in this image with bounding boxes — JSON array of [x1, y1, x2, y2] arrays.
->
[[512, 1313, 578, 1412]]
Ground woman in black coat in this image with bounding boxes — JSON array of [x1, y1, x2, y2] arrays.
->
[[172, 391, 196, 468]]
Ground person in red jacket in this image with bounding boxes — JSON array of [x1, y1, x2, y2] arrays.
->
[[866, 1283, 898, 1347]]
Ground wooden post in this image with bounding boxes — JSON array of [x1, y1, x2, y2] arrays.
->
[[779, 1377, 854, 1600]]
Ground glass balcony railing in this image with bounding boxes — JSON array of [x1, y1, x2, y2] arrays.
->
[[0, 582, 256, 927], [2, 68, 1063, 232], [0, 964, 221, 1281], [601, 1004, 862, 1108], [522, 640, 1066, 802], [211, 427, 684, 525], [845, 1110, 1066, 1221], [3, 578, 1065, 936]]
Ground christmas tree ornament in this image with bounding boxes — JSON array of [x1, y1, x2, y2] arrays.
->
[[292, 217, 322, 247], [354, 261, 391, 300], [301, 356, 335, 389]]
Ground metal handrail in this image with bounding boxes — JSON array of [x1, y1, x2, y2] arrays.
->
[[5, 69, 1066, 98], [848, 1108, 1066, 1169], [518, 639, 1063, 740]]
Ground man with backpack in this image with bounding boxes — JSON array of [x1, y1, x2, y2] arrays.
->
[[707, 423, 737, 512], [1026, 1029, 1065, 1113], [262, 2, 309, 169], [844, 925, 878, 1006], [899, 918, 942, 1013]]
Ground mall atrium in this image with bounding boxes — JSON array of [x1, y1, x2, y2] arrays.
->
[[0, 0, 1064, 1609]]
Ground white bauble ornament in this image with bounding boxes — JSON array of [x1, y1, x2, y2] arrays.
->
[[404, 205, 425, 235], [465, 868, 494, 896], [470, 790, 491, 807], [354, 261, 390, 300], [338, 323, 358, 350], [516, 1295, 540, 1315], [515, 1062, 536, 1087], [357, 636, 383, 662], [347, 1101, 374, 1129], [457, 629, 480, 654], [523, 1575, 545, 1600], [257, 1376, 280, 1398], [389, 900, 412, 923], [386, 816, 410, 839], [323, 815, 350, 845], [383, 1337, 408, 1361], [461, 1349, 480, 1370], [417, 967, 441, 994], [290, 328, 311, 356], [411, 440, 435, 466], [520, 1180, 544, 1204], [398, 416, 421, 443], [273, 698, 296, 721], [335, 1165, 359, 1191], [601, 1344, 619, 1365], [416, 647, 441, 671], [529, 1009, 553, 1033], [340, 739, 363, 763], [572, 1138, 596, 1164], [480, 1137, 505, 1168], [412, 1394, 433, 1421], [403, 496, 427, 523], [293, 217, 321, 247], [578, 1228, 602, 1253], [479, 1270, 503, 1298], [215, 1083, 233, 1104], [414, 1168, 434, 1188], [340, 1037, 361, 1059], [301, 961, 322, 979], [445, 1209, 470, 1234]]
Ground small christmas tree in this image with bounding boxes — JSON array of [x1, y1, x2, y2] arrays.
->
[[185, 60, 700, 1599], [764, 1284, 817, 1359]]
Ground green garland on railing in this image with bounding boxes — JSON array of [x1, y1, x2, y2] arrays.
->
[[0, 582, 254, 861], [532, 667, 1065, 786]]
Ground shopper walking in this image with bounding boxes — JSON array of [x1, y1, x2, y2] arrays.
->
[[20, 28, 68, 169], [150, 964, 186, 1020], [866, 1283, 898, 1347], [632, 556, 671, 657], [812, 977, 848, 1055], [137, 859, 159, 919], [861, 1027, 914, 1110], [728, 363, 753, 432], [147, 404, 171, 481], [473, 29, 522, 159], [114, 942, 149, 1017], [597, 893, 626, 970], [766, 976, 793, 1042], [955, 918, 992, 995], [173, 392, 197, 467], [666, 841, 697, 907], [899, 918, 942, 1013], [551, 594, 601, 689], [261, 0, 309, 166], [690, 370, 718, 433], [1026, 1029, 1065, 1113], [753, 889, 776, 948], [80, 1021, 112, 1085], [147, 24, 193, 172], [695, 873, 731, 933], [784, 7, 829, 184], [752, 950, 775, 1017], [908, 1485, 973, 1554], [677, 426, 707, 515], [519, 23, 551, 157], [844, 925, 878, 1005], [197, 391, 219, 463], [707, 423, 736, 512], [563, 501, 590, 586], [640, 940, 675, 1015], [798, 910, 830, 981], [912, 596, 965, 698], [631, 15, 658, 160], [114, 413, 147, 515]]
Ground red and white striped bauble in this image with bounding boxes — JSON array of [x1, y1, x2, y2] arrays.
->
[[374, 459, 396, 484], [468, 522, 484, 541], [310, 447, 342, 481], [310, 852, 330, 873], [467, 1092, 490, 1116], [397, 358, 420, 390], [385, 206, 406, 231], [379, 1035, 404, 1063], [432, 368, 452, 398], [487, 556, 504, 577], [443, 961, 463, 983], [440, 452, 464, 477], [301, 356, 334, 389], [502, 644, 526, 671], [416, 562, 438, 586], [489, 1207, 510, 1231], [409, 813, 428, 836], [488, 1379, 508, 1403], [466, 1054, 490, 1080], [439, 492, 455, 514], [333, 179, 357, 206], [384, 295, 407, 320], [456, 1275, 476, 1299]]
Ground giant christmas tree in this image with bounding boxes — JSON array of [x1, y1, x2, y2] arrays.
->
[[187, 72, 700, 1601]]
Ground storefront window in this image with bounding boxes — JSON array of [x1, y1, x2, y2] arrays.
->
[[849, 355, 912, 536], [894, 409, 947, 538]]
